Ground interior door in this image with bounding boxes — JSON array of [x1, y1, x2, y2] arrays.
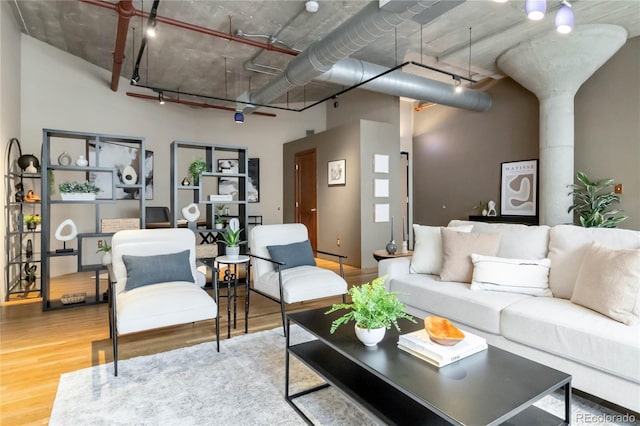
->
[[295, 149, 317, 251]]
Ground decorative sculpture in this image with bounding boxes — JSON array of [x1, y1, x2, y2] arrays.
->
[[487, 200, 497, 217], [385, 216, 397, 255], [54, 219, 78, 253], [181, 203, 200, 231]]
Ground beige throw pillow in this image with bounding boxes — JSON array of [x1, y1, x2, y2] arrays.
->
[[410, 224, 473, 274], [571, 242, 640, 325], [440, 228, 501, 283]]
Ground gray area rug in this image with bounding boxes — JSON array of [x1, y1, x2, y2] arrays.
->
[[50, 326, 635, 425]]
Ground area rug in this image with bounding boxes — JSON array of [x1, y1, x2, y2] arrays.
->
[[50, 326, 635, 425]]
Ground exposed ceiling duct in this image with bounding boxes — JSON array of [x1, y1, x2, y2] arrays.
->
[[315, 58, 492, 112], [242, 0, 472, 111]]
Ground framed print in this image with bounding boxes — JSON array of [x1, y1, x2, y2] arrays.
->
[[217, 158, 260, 202], [374, 179, 389, 197], [374, 154, 389, 173], [328, 159, 346, 186], [374, 203, 390, 222], [500, 159, 538, 216], [88, 142, 153, 200]]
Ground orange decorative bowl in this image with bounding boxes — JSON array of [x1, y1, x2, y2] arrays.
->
[[424, 316, 465, 346]]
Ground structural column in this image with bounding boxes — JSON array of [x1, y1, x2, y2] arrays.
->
[[497, 25, 627, 225]]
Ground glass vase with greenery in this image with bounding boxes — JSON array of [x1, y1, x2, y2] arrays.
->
[[568, 171, 627, 228], [325, 276, 415, 333], [188, 159, 208, 185]]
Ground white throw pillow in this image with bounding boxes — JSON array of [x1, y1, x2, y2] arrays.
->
[[470, 254, 552, 297], [410, 224, 473, 274]]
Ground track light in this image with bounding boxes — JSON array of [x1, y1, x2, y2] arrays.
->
[[453, 76, 463, 94], [555, 1, 574, 34], [525, 0, 546, 20], [158, 91, 165, 105], [146, 19, 157, 38], [131, 73, 140, 85], [305, 1, 319, 13], [234, 110, 244, 123]]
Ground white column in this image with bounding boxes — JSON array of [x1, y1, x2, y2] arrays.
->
[[497, 25, 627, 225]]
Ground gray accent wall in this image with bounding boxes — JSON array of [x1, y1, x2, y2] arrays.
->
[[412, 78, 539, 226], [283, 120, 401, 268], [575, 36, 640, 231]]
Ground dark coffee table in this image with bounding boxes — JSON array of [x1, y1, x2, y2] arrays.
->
[[285, 308, 571, 425]]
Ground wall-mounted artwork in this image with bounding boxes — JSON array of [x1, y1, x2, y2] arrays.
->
[[89, 142, 153, 200], [500, 159, 538, 216], [374, 203, 390, 222], [217, 158, 260, 202], [328, 159, 346, 186], [374, 179, 389, 198], [374, 154, 389, 173]]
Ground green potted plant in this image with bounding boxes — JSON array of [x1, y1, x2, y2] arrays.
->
[[96, 240, 112, 265], [568, 171, 628, 228], [215, 216, 224, 230], [220, 227, 246, 259], [188, 159, 208, 185], [58, 181, 100, 201], [23, 213, 41, 231], [325, 276, 416, 346]]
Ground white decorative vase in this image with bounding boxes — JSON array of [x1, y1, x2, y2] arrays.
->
[[354, 324, 386, 347], [60, 192, 96, 201], [225, 246, 240, 259], [215, 223, 223, 230], [101, 252, 112, 265], [75, 155, 88, 167]]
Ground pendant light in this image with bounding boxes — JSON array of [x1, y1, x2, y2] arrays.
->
[[555, 1, 574, 34], [525, 0, 546, 21]]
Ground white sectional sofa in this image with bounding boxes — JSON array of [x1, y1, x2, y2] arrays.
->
[[379, 221, 640, 412]]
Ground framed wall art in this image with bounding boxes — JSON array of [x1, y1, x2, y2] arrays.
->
[[88, 142, 153, 200], [328, 159, 346, 186], [500, 159, 538, 216], [217, 158, 260, 202]]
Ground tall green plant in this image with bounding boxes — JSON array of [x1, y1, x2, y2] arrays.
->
[[568, 171, 627, 228], [221, 228, 246, 247], [325, 276, 415, 333]]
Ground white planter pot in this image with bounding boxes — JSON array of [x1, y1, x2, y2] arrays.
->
[[60, 193, 96, 201], [225, 246, 240, 259], [101, 252, 112, 266], [354, 324, 386, 347]]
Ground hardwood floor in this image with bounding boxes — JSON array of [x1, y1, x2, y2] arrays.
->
[[0, 260, 377, 425]]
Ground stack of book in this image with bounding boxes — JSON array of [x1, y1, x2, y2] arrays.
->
[[398, 328, 488, 367], [209, 194, 233, 202]]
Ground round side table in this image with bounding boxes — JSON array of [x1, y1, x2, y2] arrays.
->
[[215, 255, 251, 337], [372, 250, 413, 262]]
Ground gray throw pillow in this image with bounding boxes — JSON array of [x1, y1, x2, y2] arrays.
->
[[267, 240, 316, 270], [123, 250, 194, 291]]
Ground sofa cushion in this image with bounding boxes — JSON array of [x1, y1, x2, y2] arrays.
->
[[501, 297, 640, 383], [470, 254, 552, 297], [410, 224, 473, 274], [122, 250, 194, 291], [267, 240, 316, 270], [449, 220, 550, 260], [548, 225, 640, 299], [571, 243, 640, 325], [261, 265, 347, 304], [440, 228, 501, 283], [388, 273, 531, 334], [117, 282, 217, 334]]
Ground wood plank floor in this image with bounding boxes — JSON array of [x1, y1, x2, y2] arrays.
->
[[0, 260, 377, 425]]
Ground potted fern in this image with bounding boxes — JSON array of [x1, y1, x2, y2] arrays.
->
[[188, 159, 208, 185], [325, 276, 415, 346], [220, 227, 246, 259], [568, 171, 628, 228]]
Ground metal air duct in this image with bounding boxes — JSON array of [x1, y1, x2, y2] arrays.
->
[[315, 58, 492, 112], [244, 0, 466, 109]]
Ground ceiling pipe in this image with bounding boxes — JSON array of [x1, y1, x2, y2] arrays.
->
[[125, 92, 277, 117], [243, 0, 466, 110], [110, 0, 135, 92], [315, 58, 492, 112], [80, 0, 298, 56]]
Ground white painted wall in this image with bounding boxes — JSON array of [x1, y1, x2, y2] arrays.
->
[[20, 35, 326, 276], [1, 2, 23, 302]]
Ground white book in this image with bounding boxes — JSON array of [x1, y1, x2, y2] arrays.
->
[[398, 329, 487, 367], [209, 194, 233, 201]]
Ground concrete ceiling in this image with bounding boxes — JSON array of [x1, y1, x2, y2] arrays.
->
[[10, 0, 640, 111]]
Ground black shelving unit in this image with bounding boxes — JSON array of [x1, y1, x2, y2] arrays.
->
[[41, 129, 145, 310], [4, 138, 42, 301]]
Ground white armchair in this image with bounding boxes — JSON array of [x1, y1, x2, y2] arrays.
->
[[108, 228, 219, 376], [249, 224, 347, 335]]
